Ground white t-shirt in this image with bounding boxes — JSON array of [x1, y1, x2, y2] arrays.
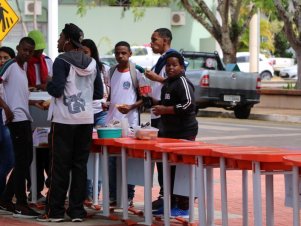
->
[[150, 64, 166, 119], [105, 68, 144, 127], [92, 64, 110, 114], [1, 61, 32, 123], [34, 57, 53, 85]]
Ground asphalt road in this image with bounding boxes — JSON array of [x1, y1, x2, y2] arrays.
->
[[141, 113, 301, 149], [196, 117, 301, 149]]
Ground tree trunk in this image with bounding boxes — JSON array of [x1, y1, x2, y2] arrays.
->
[[222, 51, 237, 64], [220, 37, 237, 64]]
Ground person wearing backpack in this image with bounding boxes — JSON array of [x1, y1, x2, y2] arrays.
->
[[144, 28, 181, 212], [104, 41, 147, 207]]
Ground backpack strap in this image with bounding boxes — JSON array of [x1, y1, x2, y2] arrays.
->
[[129, 62, 138, 89], [108, 64, 118, 81], [0, 59, 15, 78]]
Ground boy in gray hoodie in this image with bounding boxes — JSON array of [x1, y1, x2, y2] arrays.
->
[[37, 23, 103, 222]]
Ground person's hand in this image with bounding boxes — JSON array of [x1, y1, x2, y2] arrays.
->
[[31, 100, 46, 110], [41, 100, 51, 110], [46, 76, 52, 82], [102, 102, 110, 111], [3, 107, 14, 123], [36, 83, 47, 91], [152, 105, 166, 116], [116, 104, 131, 114], [144, 70, 164, 83]]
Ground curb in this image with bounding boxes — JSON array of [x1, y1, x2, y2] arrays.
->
[[198, 110, 301, 124]]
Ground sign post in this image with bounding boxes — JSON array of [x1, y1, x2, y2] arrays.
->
[[0, 0, 19, 41]]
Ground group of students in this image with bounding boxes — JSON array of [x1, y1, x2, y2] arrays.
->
[[0, 23, 198, 222]]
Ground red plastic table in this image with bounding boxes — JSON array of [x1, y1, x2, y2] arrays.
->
[[113, 138, 189, 225], [283, 155, 301, 226], [210, 146, 300, 226], [154, 143, 222, 226]]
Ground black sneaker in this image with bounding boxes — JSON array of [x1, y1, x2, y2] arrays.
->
[[128, 198, 134, 207], [0, 199, 16, 214], [72, 218, 83, 222], [28, 192, 46, 204], [36, 213, 64, 222], [13, 204, 40, 219], [152, 196, 163, 210], [109, 198, 117, 206]]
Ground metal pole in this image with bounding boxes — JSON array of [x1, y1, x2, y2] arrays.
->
[[249, 9, 260, 73], [47, 0, 58, 60]]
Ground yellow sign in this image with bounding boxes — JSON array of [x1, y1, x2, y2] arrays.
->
[[0, 0, 19, 41]]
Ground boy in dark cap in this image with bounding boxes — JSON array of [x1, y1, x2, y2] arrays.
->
[[37, 23, 103, 222]]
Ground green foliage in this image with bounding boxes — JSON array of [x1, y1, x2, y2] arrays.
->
[[76, 0, 87, 16], [230, 22, 241, 41], [76, 0, 171, 18], [283, 82, 297, 90], [238, 18, 274, 53], [274, 32, 293, 57]]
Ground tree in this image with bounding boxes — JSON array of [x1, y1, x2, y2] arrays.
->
[[274, 0, 301, 89], [180, 0, 261, 64], [239, 18, 275, 53], [76, 1, 273, 64], [76, 0, 170, 19]]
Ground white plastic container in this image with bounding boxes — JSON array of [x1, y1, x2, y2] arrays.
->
[[121, 118, 129, 137], [135, 127, 159, 140]]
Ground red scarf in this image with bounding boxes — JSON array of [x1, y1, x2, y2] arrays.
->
[[27, 55, 48, 87]]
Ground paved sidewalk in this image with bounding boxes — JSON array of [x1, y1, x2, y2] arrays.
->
[[0, 170, 295, 226], [1, 108, 300, 226]]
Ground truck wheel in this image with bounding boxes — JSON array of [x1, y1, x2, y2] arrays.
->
[[234, 106, 251, 119]]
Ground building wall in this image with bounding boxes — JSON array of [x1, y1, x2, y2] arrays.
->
[[57, 6, 171, 55]]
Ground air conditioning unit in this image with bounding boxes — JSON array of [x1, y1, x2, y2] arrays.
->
[[171, 12, 186, 26], [24, 0, 42, 15]]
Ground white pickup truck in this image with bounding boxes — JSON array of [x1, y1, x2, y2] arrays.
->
[[269, 57, 295, 74], [103, 46, 160, 69], [130, 46, 160, 69], [182, 51, 261, 119]]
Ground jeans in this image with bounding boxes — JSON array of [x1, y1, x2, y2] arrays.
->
[[86, 179, 101, 200], [94, 111, 107, 127], [0, 112, 14, 195], [84, 111, 107, 200], [86, 154, 101, 199], [109, 156, 135, 200]]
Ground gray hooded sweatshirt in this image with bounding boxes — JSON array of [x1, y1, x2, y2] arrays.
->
[[47, 51, 103, 124]]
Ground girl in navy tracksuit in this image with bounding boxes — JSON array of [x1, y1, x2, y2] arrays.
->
[[150, 51, 198, 216]]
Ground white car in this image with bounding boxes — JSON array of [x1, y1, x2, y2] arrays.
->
[[106, 45, 160, 69], [130, 46, 160, 69], [236, 52, 274, 80], [279, 65, 298, 79]]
